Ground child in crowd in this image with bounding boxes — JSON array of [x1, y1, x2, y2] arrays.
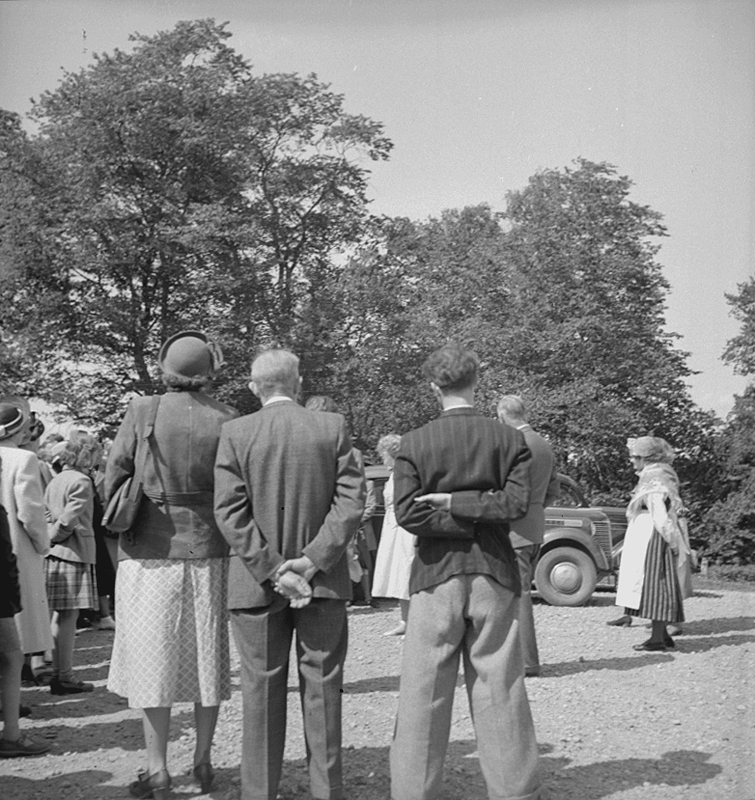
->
[[44, 435, 101, 695]]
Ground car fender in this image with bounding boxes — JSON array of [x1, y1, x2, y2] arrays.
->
[[539, 526, 611, 574]]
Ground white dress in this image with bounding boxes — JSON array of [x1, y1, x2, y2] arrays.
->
[[372, 474, 416, 600]]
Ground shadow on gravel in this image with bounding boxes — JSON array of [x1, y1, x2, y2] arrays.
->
[[343, 675, 400, 693], [20, 708, 194, 757], [21, 687, 127, 720], [679, 616, 755, 636], [275, 742, 723, 800], [277, 739, 488, 800], [540, 747, 722, 799], [0, 770, 122, 800], [0, 764, 240, 800], [674, 632, 755, 654], [541, 651, 674, 677]]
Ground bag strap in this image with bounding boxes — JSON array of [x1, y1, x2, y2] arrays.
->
[[127, 395, 160, 500]]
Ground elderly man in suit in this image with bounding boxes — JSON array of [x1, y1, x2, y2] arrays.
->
[[390, 343, 543, 800], [214, 350, 365, 800], [497, 395, 560, 678]]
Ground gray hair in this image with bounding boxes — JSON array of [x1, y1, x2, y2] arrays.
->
[[497, 394, 528, 421], [251, 349, 300, 398]]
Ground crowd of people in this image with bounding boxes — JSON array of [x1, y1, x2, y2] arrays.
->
[[0, 333, 693, 800]]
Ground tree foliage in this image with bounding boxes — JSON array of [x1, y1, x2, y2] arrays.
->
[[331, 161, 718, 509], [703, 279, 755, 563], [0, 19, 391, 428]]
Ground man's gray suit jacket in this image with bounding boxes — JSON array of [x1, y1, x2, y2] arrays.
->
[[213, 400, 365, 609]]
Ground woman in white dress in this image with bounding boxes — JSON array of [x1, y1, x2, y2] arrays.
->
[[371, 434, 416, 636]]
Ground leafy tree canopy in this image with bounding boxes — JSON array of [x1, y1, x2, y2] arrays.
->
[[0, 19, 391, 428]]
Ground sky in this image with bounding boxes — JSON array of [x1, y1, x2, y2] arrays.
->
[[1, 0, 753, 419]]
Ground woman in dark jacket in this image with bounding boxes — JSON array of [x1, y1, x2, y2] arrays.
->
[[105, 332, 236, 800]]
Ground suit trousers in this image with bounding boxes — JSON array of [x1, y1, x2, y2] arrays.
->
[[390, 574, 541, 800], [514, 545, 541, 672], [230, 597, 348, 800]]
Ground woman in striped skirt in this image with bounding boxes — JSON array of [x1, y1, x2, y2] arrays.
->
[[615, 436, 691, 652]]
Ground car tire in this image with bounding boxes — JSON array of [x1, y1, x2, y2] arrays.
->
[[534, 546, 598, 607]]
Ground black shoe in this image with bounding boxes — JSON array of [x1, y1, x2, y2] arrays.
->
[[50, 677, 94, 695], [525, 666, 541, 678], [129, 769, 171, 800], [20, 664, 38, 687], [664, 635, 675, 649], [633, 639, 668, 652], [193, 762, 214, 793], [606, 615, 632, 627]]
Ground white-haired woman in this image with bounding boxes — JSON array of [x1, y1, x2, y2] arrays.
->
[[44, 433, 102, 695], [615, 436, 691, 652], [371, 433, 416, 636]]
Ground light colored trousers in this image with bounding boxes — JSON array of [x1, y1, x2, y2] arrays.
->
[[390, 574, 542, 800], [230, 597, 348, 800], [515, 544, 541, 672]]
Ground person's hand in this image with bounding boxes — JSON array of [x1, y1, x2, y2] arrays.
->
[[274, 570, 313, 608], [414, 492, 452, 511], [274, 556, 317, 608], [277, 556, 317, 583]]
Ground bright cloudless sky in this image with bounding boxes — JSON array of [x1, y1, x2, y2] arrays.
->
[[1, 0, 753, 418]]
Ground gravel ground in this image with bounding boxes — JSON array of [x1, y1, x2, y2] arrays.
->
[[2, 581, 754, 800]]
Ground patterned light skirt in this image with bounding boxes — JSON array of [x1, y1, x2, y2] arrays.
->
[[46, 557, 98, 611], [107, 558, 230, 708]]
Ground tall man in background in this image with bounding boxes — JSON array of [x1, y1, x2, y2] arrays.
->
[[390, 342, 543, 800], [214, 349, 365, 800], [498, 395, 560, 678]]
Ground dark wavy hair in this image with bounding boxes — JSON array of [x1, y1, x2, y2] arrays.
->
[[421, 342, 479, 391], [161, 373, 211, 392]]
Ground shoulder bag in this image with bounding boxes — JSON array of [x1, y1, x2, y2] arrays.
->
[[102, 395, 160, 534]]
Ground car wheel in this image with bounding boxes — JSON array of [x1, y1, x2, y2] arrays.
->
[[534, 546, 598, 606]]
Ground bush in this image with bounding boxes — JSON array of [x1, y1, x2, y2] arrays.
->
[[703, 563, 755, 583]]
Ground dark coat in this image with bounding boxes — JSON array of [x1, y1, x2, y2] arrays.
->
[[105, 391, 237, 560]]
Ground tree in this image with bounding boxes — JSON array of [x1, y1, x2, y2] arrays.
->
[[0, 19, 391, 427], [703, 279, 755, 563], [332, 161, 717, 509], [497, 159, 718, 504]]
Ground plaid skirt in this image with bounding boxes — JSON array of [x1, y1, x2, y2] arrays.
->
[[45, 556, 98, 611]]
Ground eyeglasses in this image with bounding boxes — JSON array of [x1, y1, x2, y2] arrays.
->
[[630, 455, 643, 461]]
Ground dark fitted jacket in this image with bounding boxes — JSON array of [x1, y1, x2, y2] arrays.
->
[[213, 400, 365, 609], [508, 424, 560, 548], [393, 407, 531, 596], [105, 391, 237, 560]]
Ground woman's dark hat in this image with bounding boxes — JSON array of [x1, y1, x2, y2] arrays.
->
[[0, 403, 25, 440], [158, 331, 224, 379]]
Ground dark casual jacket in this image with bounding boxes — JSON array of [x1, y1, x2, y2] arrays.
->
[[105, 391, 237, 560]]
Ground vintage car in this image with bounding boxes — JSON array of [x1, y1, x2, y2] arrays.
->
[[363, 466, 626, 607], [538, 474, 626, 606]]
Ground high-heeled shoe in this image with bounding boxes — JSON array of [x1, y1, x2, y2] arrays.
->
[[193, 763, 214, 793], [632, 638, 668, 652], [128, 768, 171, 800], [606, 614, 632, 627]]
